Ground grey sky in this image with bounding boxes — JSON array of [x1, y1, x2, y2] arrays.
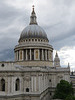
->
[[0, 0, 75, 69]]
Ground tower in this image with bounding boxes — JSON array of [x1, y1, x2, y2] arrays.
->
[[54, 51, 60, 67]]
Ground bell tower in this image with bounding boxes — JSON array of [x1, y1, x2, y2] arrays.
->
[[54, 51, 60, 67]]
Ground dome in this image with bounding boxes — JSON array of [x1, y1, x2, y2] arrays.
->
[[19, 25, 48, 41], [19, 6, 48, 42]]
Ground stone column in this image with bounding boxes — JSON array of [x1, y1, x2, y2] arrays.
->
[[47, 50, 48, 60], [19, 50, 23, 61], [48, 50, 50, 61], [36, 75, 39, 91], [31, 77, 33, 92], [16, 51, 18, 61], [38, 49, 40, 60], [22, 50, 24, 60], [5, 78, 8, 93], [51, 51, 53, 61], [38, 76, 41, 92], [42, 49, 44, 60], [8, 77, 11, 94], [11, 77, 14, 93], [19, 50, 20, 61], [15, 52, 16, 61], [34, 77, 36, 92], [26, 49, 27, 60], [34, 49, 35, 60], [17, 51, 19, 61], [45, 50, 47, 60], [30, 49, 31, 60]]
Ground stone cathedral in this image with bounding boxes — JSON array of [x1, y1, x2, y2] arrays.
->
[[0, 7, 70, 100]]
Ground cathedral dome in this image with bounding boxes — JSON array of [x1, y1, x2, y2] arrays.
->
[[19, 6, 48, 42], [19, 25, 48, 41]]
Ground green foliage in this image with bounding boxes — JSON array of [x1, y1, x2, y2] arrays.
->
[[53, 80, 74, 99], [65, 95, 75, 100]]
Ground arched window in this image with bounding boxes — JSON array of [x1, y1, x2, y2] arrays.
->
[[1, 64, 4, 67], [26, 88, 29, 92], [50, 93, 52, 96], [15, 78, 20, 91], [1, 79, 5, 91]]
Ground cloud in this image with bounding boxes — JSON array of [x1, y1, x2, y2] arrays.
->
[[49, 28, 75, 49], [57, 46, 75, 71], [0, 49, 14, 61]]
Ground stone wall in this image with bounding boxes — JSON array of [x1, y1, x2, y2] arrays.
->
[[15, 60, 53, 67]]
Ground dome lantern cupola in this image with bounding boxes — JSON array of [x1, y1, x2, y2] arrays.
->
[[30, 5, 37, 25]]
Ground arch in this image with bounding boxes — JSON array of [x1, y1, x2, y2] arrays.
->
[[15, 78, 20, 91], [26, 88, 29, 92], [1, 79, 5, 91], [50, 92, 52, 96], [1, 64, 4, 67]]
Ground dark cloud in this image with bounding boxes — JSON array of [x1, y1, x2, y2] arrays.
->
[[0, 37, 17, 51], [0, 0, 29, 30], [0, 0, 30, 61], [0, 49, 14, 61], [49, 28, 75, 49]]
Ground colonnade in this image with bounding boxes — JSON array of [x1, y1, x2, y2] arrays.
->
[[15, 49, 52, 61]]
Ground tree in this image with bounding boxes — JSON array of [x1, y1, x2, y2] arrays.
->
[[53, 80, 74, 99], [65, 95, 75, 100]]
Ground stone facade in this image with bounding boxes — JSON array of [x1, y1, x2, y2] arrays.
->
[[0, 62, 70, 100], [0, 7, 70, 100]]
